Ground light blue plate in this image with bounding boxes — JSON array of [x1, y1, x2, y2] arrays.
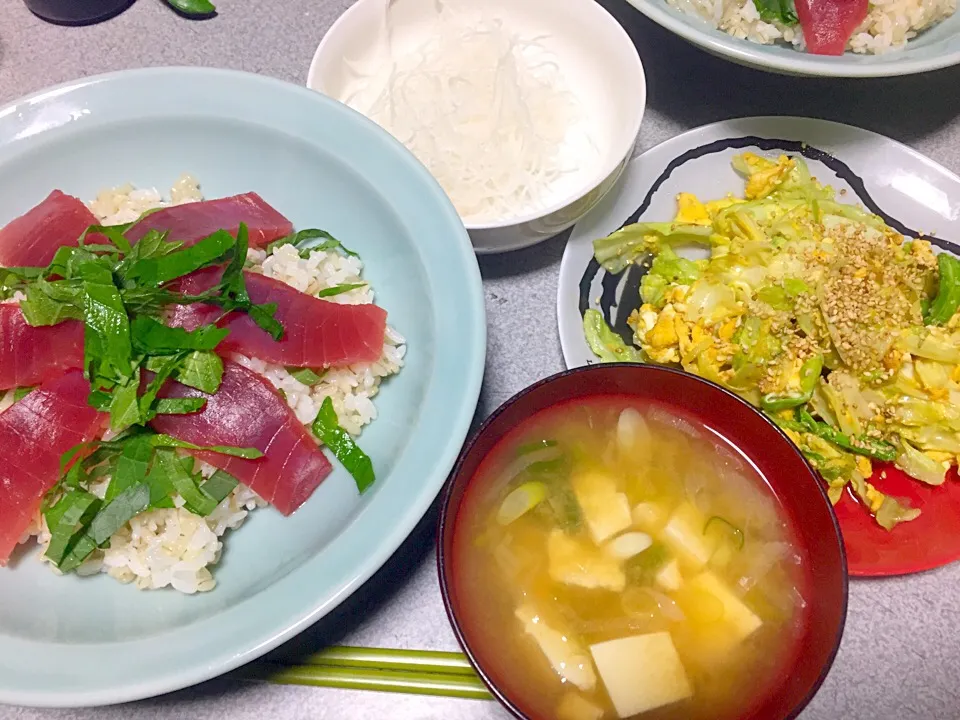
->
[[0, 67, 485, 708], [622, 0, 960, 76]]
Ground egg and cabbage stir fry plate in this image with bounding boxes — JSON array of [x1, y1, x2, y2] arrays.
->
[[585, 153, 960, 531]]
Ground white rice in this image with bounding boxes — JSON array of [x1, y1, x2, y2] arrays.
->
[[89, 173, 204, 224], [668, 0, 955, 53], [20, 176, 405, 594]]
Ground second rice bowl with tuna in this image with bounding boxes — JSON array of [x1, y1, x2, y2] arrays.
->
[[668, 0, 956, 55], [0, 176, 405, 595]]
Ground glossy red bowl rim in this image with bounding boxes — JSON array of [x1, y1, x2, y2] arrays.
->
[[437, 363, 849, 720]]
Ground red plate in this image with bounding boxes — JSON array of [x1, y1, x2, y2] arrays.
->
[[835, 464, 960, 576]]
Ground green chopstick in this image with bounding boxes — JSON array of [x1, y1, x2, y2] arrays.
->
[[301, 646, 479, 676], [249, 664, 493, 699], [241, 646, 494, 701]]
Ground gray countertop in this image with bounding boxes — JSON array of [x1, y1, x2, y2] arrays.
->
[[3, 1, 960, 719]]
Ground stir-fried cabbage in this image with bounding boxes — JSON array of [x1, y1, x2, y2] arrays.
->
[[588, 151, 960, 531], [641, 245, 704, 307]]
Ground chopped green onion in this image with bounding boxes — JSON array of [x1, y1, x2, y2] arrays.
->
[[624, 543, 670, 586], [497, 481, 549, 525], [703, 516, 745, 550]]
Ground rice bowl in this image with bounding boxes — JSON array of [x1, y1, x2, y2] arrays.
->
[[0, 66, 485, 708], [670, 0, 956, 54], [8, 176, 405, 595]]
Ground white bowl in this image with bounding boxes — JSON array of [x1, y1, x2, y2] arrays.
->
[[307, 0, 646, 254]]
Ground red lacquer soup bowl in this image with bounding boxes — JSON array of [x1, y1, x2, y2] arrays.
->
[[437, 364, 848, 720]]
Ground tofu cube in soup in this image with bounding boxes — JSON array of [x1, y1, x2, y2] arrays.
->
[[661, 502, 718, 569], [631, 502, 669, 534], [571, 469, 632, 544], [674, 571, 763, 661], [515, 603, 596, 692], [548, 529, 626, 592], [589, 632, 693, 717], [655, 559, 684, 592]]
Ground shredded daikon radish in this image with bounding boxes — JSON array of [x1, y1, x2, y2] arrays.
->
[[339, 0, 596, 224]]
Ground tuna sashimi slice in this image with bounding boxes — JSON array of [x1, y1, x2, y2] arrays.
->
[[796, 0, 868, 55], [150, 360, 332, 515], [168, 267, 387, 367], [125, 192, 293, 247], [0, 305, 85, 390], [0, 190, 99, 268], [0, 370, 107, 566]]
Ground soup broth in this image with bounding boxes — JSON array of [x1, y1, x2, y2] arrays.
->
[[453, 397, 809, 720]]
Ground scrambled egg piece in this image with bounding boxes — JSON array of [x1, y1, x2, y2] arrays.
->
[[648, 307, 679, 348], [706, 196, 743, 214], [855, 456, 873, 479], [674, 193, 712, 225], [665, 285, 690, 304], [717, 317, 739, 341], [883, 348, 905, 374], [673, 192, 742, 225], [863, 482, 886, 514], [633, 304, 681, 363], [925, 450, 953, 466], [740, 153, 795, 200]]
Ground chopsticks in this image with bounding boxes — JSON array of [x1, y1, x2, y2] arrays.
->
[[242, 646, 494, 700]]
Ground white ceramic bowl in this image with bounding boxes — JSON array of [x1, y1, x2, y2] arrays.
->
[[307, 0, 646, 254]]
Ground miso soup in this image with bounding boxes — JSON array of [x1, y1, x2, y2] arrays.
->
[[453, 397, 810, 720]]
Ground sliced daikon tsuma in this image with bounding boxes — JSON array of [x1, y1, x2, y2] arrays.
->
[[571, 470, 632, 545], [548, 529, 626, 592], [515, 603, 596, 692], [589, 632, 693, 717]]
